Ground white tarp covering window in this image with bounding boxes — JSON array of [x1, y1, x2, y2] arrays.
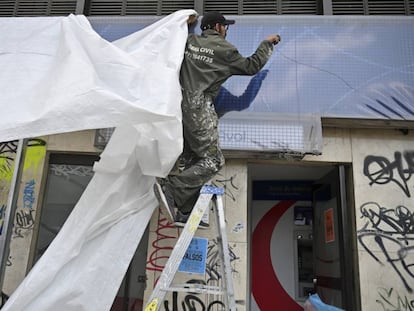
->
[[0, 9, 196, 310]]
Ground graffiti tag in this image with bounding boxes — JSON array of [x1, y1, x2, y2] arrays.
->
[[376, 287, 414, 311], [358, 202, 414, 293], [363, 151, 414, 197]]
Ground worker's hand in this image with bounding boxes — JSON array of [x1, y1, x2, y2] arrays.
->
[[187, 14, 198, 25], [266, 34, 281, 45]]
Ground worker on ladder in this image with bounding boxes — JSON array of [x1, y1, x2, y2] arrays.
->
[[155, 11, 281, 228]]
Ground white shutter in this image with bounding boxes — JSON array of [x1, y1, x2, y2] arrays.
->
[[332, 0, 413, 15], [1, 1, 412, 19], [125, 0, 158, 15], [0, 0, 15, 16], [88, 0, 125, 15], [15, 0, 48, 15], [50, 0, 77, 15], [88, 0, 194, 16], [204, 0, 240, 14], [205, 0, 319, 15], [0, 0, 77, 16], [161, 0, 194, 15], [242, 0, 278, 14], [332, 0, 365, 14], [367, 0, 406, 14], [281, 0, 319, 14]]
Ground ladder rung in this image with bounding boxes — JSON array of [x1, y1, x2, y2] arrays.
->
[[200, 185, 224, 195], [163, 284, 224, 295]]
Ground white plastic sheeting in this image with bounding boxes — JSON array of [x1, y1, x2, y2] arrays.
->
[[0, 9, 196, 310]]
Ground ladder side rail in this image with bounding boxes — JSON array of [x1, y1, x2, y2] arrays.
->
[[167, 284, 223, 295], [145, 192, 213, 311], [215, 194, 237, 311], [212, 195, 230, 311]]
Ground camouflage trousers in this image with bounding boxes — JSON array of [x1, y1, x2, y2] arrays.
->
[[166, 92, 225, 214]]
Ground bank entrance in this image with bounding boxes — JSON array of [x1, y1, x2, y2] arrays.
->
[[249, 163, 360, 311]]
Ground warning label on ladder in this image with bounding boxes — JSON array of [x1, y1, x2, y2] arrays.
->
[[144, 298, 158, 311]]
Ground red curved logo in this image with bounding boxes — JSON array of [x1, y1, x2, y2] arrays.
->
[[252, 200, 302, 311]]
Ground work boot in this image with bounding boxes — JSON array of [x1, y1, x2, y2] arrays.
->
[[153, 182, 176, 223], [174, 210, 209, 229]]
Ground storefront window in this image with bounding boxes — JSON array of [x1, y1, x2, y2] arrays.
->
[[34, 154, 98, 262]]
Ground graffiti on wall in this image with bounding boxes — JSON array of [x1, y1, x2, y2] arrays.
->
[[0, 204, 6, 235], [0, 139, 46, 269], [206, 238, 239, 283], [146, 214, 179, 274], [13, 179, 36, 238], [0, 292, 9, 308], [50, 164, 94, 178], [0, 139, 46, 178], [0, 141, 19, 181], [358, 202, 414, 293], [213, 173, 239, 202], [376, 287, 414, 311], [363, 151, 414, 197], [164, 284, 225, 311], [359, 150, 414, 307]]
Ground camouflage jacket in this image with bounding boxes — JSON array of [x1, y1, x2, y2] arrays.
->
[[180, 29, 274, 101]]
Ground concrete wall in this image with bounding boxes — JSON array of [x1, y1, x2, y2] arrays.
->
[[44, 130, 99, 153], [1, 127, 414, 311], [350, 129, 414, 311]]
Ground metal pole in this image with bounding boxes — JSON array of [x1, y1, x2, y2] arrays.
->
[[0, 139, 27, 289], [75, 0, 86, 14], [323, 0, 333, 15], [194, 0, 203, 15]]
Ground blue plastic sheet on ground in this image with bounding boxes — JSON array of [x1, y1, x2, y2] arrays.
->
[[304, 294, 345, 311]]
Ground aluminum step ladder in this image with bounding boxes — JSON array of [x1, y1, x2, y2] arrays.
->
[[144, 185, 236, 311]]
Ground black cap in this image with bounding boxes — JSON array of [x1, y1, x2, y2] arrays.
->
[[200, 11, 235, 30]]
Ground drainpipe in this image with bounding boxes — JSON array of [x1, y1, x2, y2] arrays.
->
[[76, 0, 85, 14], [323, 0, 333, 15]]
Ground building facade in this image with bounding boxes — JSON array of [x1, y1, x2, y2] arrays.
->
[[1, 1, 414, 310]]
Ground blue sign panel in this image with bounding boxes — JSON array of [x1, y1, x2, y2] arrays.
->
[[178, 237, 208, 275], [253, 180, 313, 200], [222, 16, 414, 121], [90, 15, 414, 121]]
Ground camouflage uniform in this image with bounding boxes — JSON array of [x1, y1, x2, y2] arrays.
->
[[166, 29, 274, 214]]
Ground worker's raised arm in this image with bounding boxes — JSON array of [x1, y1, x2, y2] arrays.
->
[[226, 34, 280, 76], [266, 34, 281, 45]]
